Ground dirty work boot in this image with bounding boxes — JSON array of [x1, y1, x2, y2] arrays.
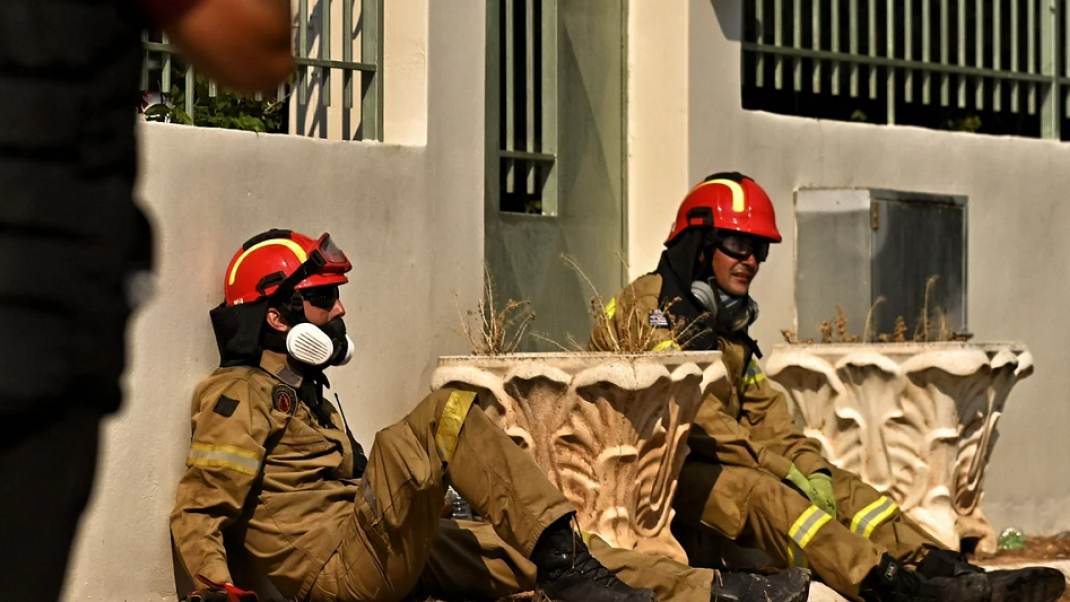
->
[[860, 554, 989, 602], [711, 568, 811, 602], [918, 548, 1067, 602], [531, 515, 657, 602]]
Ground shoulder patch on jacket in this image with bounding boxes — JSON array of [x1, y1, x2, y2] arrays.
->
[[213, 395, 240, 418], [277, 366, 302, 386], [272, 384, 298, 415], [648, 309, 670, 329]]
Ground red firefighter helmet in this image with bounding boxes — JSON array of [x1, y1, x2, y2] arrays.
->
[[665, 172, 782, 244], [223, 229, 351, 306]]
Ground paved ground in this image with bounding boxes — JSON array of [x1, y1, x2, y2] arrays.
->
[[806, 560, 1070, 602]]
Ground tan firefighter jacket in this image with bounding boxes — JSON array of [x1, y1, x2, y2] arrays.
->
[[170, 350, 360, 600], [590, 274, 832, 480]]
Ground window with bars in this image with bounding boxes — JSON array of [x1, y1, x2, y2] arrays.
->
[[140, 0, 383, 141], [743, 0, 1070, 140], [489, 0, 558, 215]]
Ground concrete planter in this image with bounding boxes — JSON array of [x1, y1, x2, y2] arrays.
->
[[765, 342, 1033, 555], [431, 351, 724, 562]]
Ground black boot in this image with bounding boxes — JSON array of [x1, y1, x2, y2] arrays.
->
[[531, 515, 657, 602], [710, 568, 811, 602], [860, 554, 990, 602], [918, 548, 1066, 602]]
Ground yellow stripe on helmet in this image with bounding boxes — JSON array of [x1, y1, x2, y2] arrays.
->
[[692, 178, 746, 213], [228, 239, 309, 287]]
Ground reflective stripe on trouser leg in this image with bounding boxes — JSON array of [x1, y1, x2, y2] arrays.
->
[[850, 496, 899, 539], [434, 390, 478, 463], [786, 505, 833, 568]]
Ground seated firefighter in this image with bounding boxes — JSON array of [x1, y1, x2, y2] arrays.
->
[[170, 229, 813, 602], [590, 173, 1067, 602]]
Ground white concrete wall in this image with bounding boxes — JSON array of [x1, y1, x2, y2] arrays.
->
[[627, 1, 691, 281], [627, 0, 1070, 536], [60, 1, 484, 600]]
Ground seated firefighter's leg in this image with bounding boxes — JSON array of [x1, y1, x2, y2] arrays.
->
[[417, 519, 810, 602], [674, 459, 883, 599], [309, 402, 452, 602], [321, 387, 654, 602], [831, 466, 1066, 602], [829, 466, 942, 566], [441, 390, 655, 602], [674, 460, 1000, 602]]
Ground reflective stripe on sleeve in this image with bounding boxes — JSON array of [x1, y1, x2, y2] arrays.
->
[[785, 504, 833, 567], [605, 297, 617, 320], [188, 443, 263, 476], [652, 340, 681, 352], [744, 359, 766, 385]]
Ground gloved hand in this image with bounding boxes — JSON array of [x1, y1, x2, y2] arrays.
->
[[806, 470, 838, 519], [182, 575, 259, 602], [784, 465, 837, 518]]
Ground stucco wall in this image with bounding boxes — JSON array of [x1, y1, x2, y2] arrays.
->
[[628, 0, 1070, 536], [60, 1, 483, 600]]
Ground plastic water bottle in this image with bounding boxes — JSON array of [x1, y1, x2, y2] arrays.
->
[[447, 486, 475, 520]]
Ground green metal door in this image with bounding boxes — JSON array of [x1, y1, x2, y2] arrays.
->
[[485, 0, 628, 351]]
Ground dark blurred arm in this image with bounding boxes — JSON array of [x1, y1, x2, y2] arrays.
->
[[143, 0, 295, 93]]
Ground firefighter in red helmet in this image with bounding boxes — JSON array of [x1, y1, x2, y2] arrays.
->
[[172, 229, 812, 602], [590, 173, 1065, 602]]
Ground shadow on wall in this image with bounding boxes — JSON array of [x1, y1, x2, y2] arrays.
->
[[711, 0, 743, 42]]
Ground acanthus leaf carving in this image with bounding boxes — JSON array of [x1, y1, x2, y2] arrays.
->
[[433, 352, 723, 563], [766, 343, 1031, 555]]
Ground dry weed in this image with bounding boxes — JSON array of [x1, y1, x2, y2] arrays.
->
[[892, 316, 907, 343], [835, 305, 848, 341], [560, 254, 712, 353], [458, 265, 536, 356], [863, 296, 886, 343], [794, 275, 958, 345], [819, 320, 833, 344]]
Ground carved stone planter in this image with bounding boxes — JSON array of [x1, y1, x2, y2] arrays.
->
[[765, 343, 1033, 555], [431, 352, 724, 562]]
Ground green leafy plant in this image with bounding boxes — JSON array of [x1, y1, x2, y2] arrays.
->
[[144, 63, 287, 134], [944, 115, 983, 133], [999, 528, 1026, 551]]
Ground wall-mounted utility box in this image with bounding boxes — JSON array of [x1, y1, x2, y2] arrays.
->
[[794, 188, 967, 341]]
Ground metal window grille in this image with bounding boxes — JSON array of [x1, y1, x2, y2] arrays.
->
[[743, 0, 1070, 139], [488, 0, 558, 215], [140, 0, 383, 141]]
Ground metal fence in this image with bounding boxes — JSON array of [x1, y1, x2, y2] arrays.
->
[[141, 0, 383, 141], [743, 0, 1070, 139], [487, 0, 558, 215]]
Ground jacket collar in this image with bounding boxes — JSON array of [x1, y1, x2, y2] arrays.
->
[[259, 350, 305, 388]]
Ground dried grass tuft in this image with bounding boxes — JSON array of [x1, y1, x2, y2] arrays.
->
[[793, 274, 959, 345], [562, 254, 712, 353], [458, 265, 536, 356]]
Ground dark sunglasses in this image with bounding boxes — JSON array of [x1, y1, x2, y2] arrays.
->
[[301, 285, 340, 310], [715, 232, 770, 263]]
